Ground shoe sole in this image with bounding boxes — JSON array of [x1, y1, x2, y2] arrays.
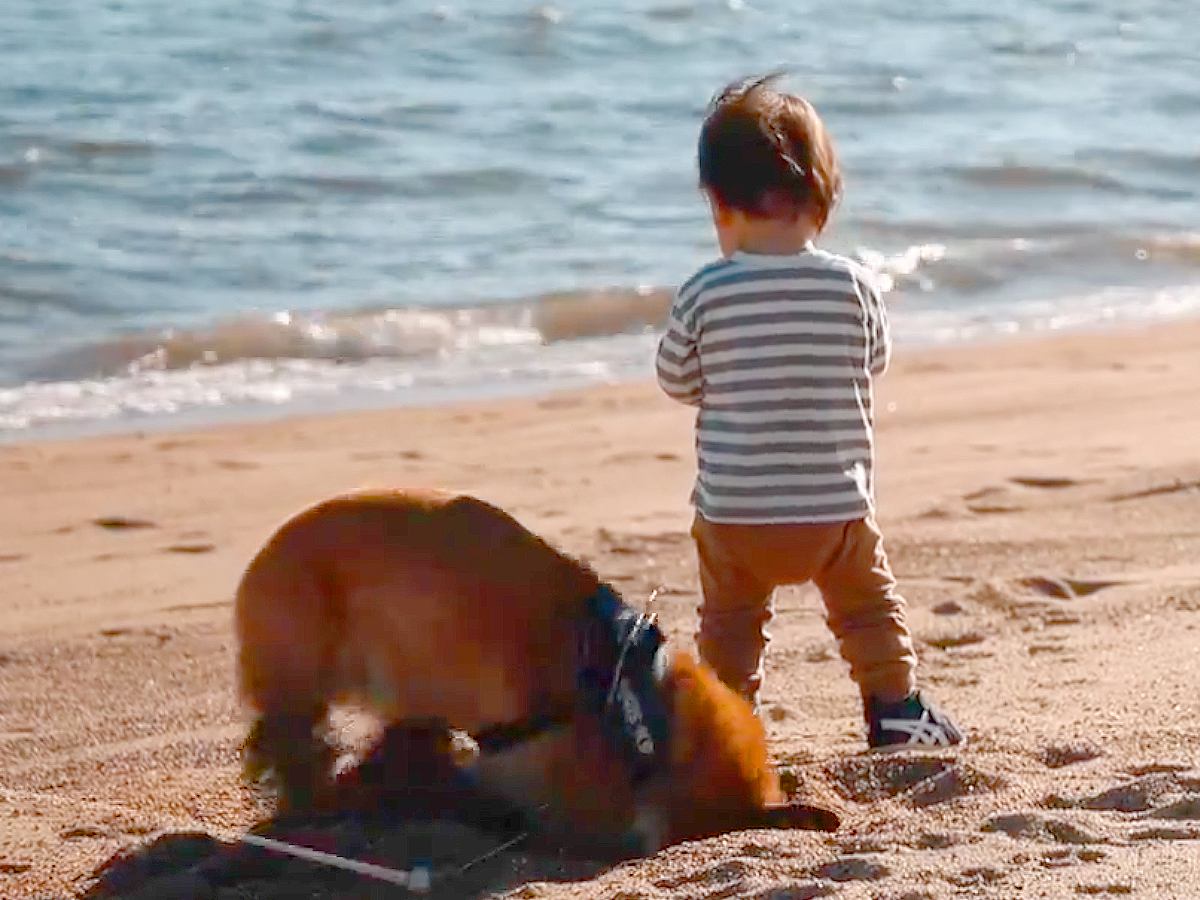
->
[[867, 736, 968, 755]]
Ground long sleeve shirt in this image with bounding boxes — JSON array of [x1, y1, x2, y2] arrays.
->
[[655, 246, 891, 524]]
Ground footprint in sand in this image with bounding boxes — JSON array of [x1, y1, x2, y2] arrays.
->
[[1146, 796, 1200, 821], [351, 449, 426, 462], [949, 866, 1008, 888], [963, 485, 1007, 501], [962, 486, 1023, 515], [215, 459, 259, 471], [1062, 773, 1192, 813], [825, 757, 1001, 808], [1019, 576, 1124, 600], [1110, 478, 1200, 502], [1076, 883, 1135, 895], [61, 825, 112, 841], [99, 626, 175, 644], [835, 835, 889, 854], [908, 764, 1004, 809], [813, 856, 890, 882], [93, 516, 158, 531], [966, 504, 1023, 515], [654, 859, 754, 891], [967, 498, 1025, 515], [1130, 826, 1200, 841], [601, 451, 681, 465], [982, 813, 1103, 845], [1009, 476, 1087, 490], [1028, 642, 1070, 656], [1126, 762, 1193, 776], [924, 630, 986, 650], [826, 756, 952, 803], [162, 599, 231, 613], [1039, 741, 1103, 769], [162, 542, 216, 554], [914, 832, 962, 851], [932, 600, 965, 616], [961, 476, 1089, 515], [1041, 609, 1082, 626], [0, 552, 26, 563]]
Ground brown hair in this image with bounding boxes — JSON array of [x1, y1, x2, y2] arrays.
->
[[697, 73, 842, 231]]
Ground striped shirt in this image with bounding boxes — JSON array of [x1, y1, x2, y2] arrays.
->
[[655, 246, 891, 524]]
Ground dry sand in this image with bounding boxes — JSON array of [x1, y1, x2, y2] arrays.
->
[[1, 320, 1198, 898]]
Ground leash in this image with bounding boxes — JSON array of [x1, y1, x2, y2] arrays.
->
[[0, 784, 535, 894]]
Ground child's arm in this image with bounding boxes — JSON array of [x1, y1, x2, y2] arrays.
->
[[861, 272, 892, 377], [655, 298, 702, 406]]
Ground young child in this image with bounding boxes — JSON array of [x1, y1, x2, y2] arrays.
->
[[655, 74, 963, 750]]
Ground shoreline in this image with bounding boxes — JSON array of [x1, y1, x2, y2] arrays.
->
[[3, 315, 1199, 897], [3, 309, 1197, 449]]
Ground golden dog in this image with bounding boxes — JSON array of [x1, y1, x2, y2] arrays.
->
[[235, 488, 839, 855]]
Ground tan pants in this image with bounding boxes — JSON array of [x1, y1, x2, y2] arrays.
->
[[690, 514, 917, 708]]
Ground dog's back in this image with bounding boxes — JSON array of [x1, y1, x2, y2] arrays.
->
[[236, 488, 596, 731]]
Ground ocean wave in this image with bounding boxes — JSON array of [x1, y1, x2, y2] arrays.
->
[[851, 225, 1200, 276], [19, 287, 673, 383], [12, 226, 1200, 388], [856, 243, 947, 293], [6, 282, 1200, 437], [892, 283, 1200, 346], [0, 331, 659, 435]]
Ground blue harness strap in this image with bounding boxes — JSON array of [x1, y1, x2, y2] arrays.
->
[[472, 583, 672, 787], [577, 584, 672, 785]]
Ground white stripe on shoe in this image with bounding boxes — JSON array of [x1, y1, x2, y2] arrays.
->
[[877, 715, 961, 748]]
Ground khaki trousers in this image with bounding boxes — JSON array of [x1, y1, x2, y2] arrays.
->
[[690, 513, 917, 708]]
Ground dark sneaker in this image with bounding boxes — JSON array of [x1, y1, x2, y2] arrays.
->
[[866, 692, 965, 751]]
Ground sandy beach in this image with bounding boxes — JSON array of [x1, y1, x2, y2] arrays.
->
[[2, 319, 1199, 899]]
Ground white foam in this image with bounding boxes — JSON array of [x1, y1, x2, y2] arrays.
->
[[858, 243, 948, 293], [4, 282, 1199, 440]]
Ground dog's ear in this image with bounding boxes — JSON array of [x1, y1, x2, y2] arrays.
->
[[758, 801, 841, 832]]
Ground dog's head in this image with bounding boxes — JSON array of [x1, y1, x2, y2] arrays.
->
[[629, 650, 840, 853]]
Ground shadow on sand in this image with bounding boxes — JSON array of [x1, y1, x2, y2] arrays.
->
[[81, 732, 613, 899]]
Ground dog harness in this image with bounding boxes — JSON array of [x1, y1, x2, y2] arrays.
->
[[473, 584, 672, 785]]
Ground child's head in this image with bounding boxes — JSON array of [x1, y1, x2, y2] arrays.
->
[[697, 74, 842, 254]]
